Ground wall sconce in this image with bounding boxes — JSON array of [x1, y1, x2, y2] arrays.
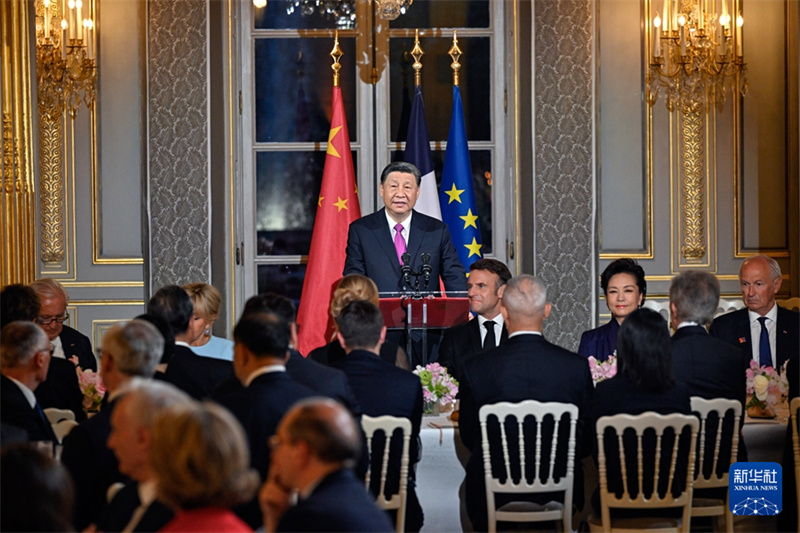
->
[[35, 0, 97, 119]]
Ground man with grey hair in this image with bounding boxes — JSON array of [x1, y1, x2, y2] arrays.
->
[[458, 275, 594, 531], [97, 379, 193, 532], [0, 321, 56, 443], [61, 319, 164, 530], [710, 254, 799, 370]]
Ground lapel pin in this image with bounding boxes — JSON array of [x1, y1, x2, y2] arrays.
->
[[738, 337, 746, 344]]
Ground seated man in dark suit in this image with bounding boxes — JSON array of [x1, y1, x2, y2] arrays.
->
[[459, 275, 595, 532], [438, 258, 512, 383], [61, 319, 163, 530], [98, 379, 192, 532], [149, 285, 233, 400], [669, 271, 750, 464], [214, 311, 316, 528], [0, 321, 57, 444], [709, 254, 800, 370], [260, 398, 394, 533], [332, 300, 424, 531]]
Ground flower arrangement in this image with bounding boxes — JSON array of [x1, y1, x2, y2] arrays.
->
[[745, 360, 789, 418], [587, 355, 617, 385], [413, 362, 459, 414], [69, 356, 106, 413]]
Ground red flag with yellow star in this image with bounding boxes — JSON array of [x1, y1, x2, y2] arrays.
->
[[296, 86, 361, 355]]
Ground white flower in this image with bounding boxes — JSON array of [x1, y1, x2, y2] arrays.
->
[[753, 374, 769, 401]]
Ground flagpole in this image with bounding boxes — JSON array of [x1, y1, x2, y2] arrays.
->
[[449, 30, 462, 87], [411, 29, 423, 87], [331, 30, 342, 87]]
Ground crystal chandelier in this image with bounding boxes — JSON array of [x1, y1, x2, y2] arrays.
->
[[34, 0, 97, 119], [646, 0, 747, 113], [253, 0, 412, 29]]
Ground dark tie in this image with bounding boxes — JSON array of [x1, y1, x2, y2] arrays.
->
[[757, 316, 772, 368], [34, 402, 48, 423], [483, 320, 496, 349]]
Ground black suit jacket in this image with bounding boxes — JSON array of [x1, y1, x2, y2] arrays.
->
[[709, 306, 800, 370], [437, 318, 508, 383], [59, 325, 97, 371], [163, 344, 234, 400], [0, 375, 57, 443], [35, 356, 86, 422], [285, 350, 362, 415], [97, 482, 173, 532], [343, 208, 467, 293], [61, 397, 129, 530], [332, 349, 424, 532], [277, 468, 394, 532], [459, 334, 594, 531]]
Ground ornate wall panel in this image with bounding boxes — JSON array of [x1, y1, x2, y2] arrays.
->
[[533, 0, 594, 350], [147, 0, 211, 290]]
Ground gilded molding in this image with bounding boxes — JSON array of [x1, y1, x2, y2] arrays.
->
[[680, 104, 705, 260], [37, 113, 64, 263]]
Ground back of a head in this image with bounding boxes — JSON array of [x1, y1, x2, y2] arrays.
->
[[617, 307, 674, 392], [146, 285, 193, 337], [1, 444, 75, 532], [335, 300, 384, 350], [469, 258, 512, 285], [242, 292, 296, 324], [285, 397, 361, 467], [669, 270, 720, 326], [233, 311, 290, 359], [134, 313, 175, 365], [103, 320, 164, 378], [0, 284, 40, 328], [501, 275, 547, 319], [331, 274, 379, 318], [121, 378, 193, 430], [182, 282, 222, 321], [1, 321, 48, 371], [151, 401, 258, 510]]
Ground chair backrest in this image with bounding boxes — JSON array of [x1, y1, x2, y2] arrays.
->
[[791, 397, 800, 525], [360, 414, 411, 533], [689, 397, 741, 491], [715, 298, 746, 317], [43, 407, 75, 425], [642, 300, 671, 323], [52, 419, 78, 444], [595, 412, 699, 529], [777, 297, 800, 312]]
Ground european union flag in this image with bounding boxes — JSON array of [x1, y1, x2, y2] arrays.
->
[[440, 85, 482, 269]]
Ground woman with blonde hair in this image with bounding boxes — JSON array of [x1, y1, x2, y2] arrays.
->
[[308, 274, 410, 370], [151, 401, 259, 532], [182, 283, 234, 361]]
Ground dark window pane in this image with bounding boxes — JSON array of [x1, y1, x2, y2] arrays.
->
[[257, 264, 307, 306], [389, 0, 490, 29], [390, 149, 492, 255], [256, 151, 357, 256], [254, 2, 356, 30], [390, 37, 490, 142], [255, 38, 357, 143]]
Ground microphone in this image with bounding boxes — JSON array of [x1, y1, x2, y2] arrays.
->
[[420, 252, 432, 287], [401, 252, 412, 287]]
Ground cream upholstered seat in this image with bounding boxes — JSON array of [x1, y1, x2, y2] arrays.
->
[[689, 397, 741, 533], [588, 412, 699, 533], [361, 414, 411, 533], [791, 397, 800, 527], [479, 400, 578, 533]]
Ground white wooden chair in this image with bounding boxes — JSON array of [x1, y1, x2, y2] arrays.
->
[[715, 298, 746, 318], [642, 300, 671, 323], [52, 419, 78, 444], [43, 407, 75, 425], [361, 415, 411, 533], [778, 297, 800, 312], [689, 397, 741, 533], [588, 412, 699, 533], [479, 400, 578, 533], [791, 397, 800, 527]]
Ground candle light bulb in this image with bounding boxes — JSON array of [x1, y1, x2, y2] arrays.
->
[[68, 0, 75, 8], [76, 0, 82, 8], [61, 18, 67, 29], [737, 14, 743, 28], [654, 14, 661, 28], [678, 14, 686, 26], [253, 0, 267, 7]]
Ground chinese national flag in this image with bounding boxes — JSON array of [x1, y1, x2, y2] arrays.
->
[[296, 86, 361, 355]]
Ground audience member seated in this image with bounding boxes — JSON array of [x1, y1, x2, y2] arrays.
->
[[61, 320, 163, 530], [590, 307, 692, 517], [459, 275, 594, 532], [332, 300, 424, 531], [1, 321, 57, 444], [578, 258, 647, 362], [183, 282, 234, 361], [149, 285, 233, 400], [1, 283, 41, 327], [151, 401, 259, 533], [437, 258, 512, 383], [96, 379, 193, 532], [214, 311, 316, 528], [259, 398, 394, 533], [308, 274, 410, 370], [1, 443, 75, 532], [135, 313, 175, 373]]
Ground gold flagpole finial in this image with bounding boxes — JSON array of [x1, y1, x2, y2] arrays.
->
[[330, 30, 343, 87], [448, 30, 462, 87], [411, 29, 424, 88]]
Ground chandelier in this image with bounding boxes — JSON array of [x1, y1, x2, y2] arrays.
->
[[34, 0, 97, 118], [253, 0, 413, 29], [646, 0, 747, 113]]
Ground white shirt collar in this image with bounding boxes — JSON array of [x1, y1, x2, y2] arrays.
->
[[747, 302, 779, 324], [676, 321, 700, 329], [509, 330, 542, 338], [50, 336, 65, 360], [385, 209, 412, 240], [245, 364, 285, 387]]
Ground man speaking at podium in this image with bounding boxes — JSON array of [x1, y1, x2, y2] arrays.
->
[[343, 161, 466, 294]]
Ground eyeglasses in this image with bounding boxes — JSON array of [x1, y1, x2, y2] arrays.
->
[[36, 313, 69, 326]]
